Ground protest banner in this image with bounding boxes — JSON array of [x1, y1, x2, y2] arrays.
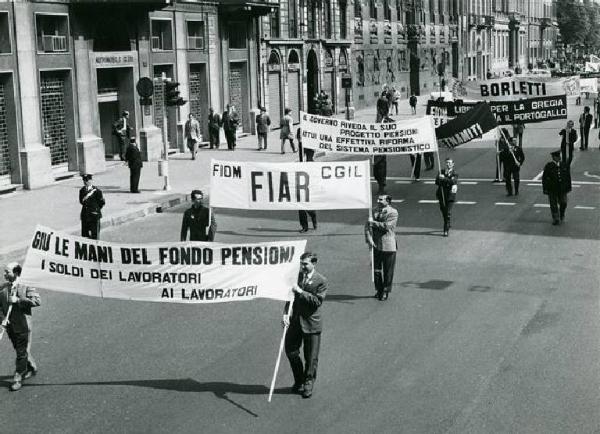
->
[[426, 95, 567, 125], [435, 102, 498, 148], [455, 76, 576, 101], [579, 77, 598, 94], [299, 111, 437, 155], [209, 159, 371, 210], [18, 226, 306, 303]]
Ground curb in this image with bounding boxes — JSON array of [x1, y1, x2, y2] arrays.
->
[[0, 192, 190, 262]]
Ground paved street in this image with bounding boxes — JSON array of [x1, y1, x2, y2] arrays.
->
[[1, 97, 599, 433]]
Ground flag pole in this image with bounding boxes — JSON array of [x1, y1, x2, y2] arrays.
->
[[268, 299, 294, 402], [495, 127, 503, 182]]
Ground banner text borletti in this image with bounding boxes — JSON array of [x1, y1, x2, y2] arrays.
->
[[209, 159, 371, 210], [456, 76, 576, 101], [300, 112, 437, 155], [18, 226, 306, 303]]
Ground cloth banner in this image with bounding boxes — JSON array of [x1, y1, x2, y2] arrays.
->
[[427, 95, 567, 125], [426, 100, 497, 143], [19, 225, 306, 303], [299, 111, 438, 155], [209, 159, 371, 210], [453, 76, 578, 101], [434, 102, 498, 148], [579, 78, 598, 94]]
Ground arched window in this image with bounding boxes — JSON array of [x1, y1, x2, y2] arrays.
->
[[269, 50, 281, 65], [288, 49, 300, 64]]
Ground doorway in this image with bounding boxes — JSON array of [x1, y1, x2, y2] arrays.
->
[[307, 50, 319, 114], [99, 101, 119, 158]]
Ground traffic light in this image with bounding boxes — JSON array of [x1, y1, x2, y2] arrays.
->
[[164, 81, 187, 106]]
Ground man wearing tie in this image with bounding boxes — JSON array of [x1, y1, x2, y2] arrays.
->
[[283, 252, 328, 399], [558, 120, 577, 164]]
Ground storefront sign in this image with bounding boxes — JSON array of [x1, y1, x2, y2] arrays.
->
[[94, 51, 137, 68]]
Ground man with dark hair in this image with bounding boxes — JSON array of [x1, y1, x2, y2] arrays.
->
[[365, 194, 398, 301], [208, 107, 221, 149], [113, 110, 131, 161], [499, 137, 525, 196], [542, 150, 572, 225], [409, 93, 418, 115], [1, 262, 41, 392], [125, 138, 143, 193], [184, 113, 201, 159], [435, 158, 458, 236], [376, 91, 390, 122], [283, 252, 328, 399], [255, 106, 271, 151], [79, 174, 105, 240], [222, 104, 239, 150], [559, 120, 577, 164], [579, 106, 593, 150], [180, 190, 217, 241]]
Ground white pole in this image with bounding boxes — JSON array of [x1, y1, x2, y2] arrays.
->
[[268, 300, 294, 402]]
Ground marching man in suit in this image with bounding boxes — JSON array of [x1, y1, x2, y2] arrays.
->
[[435, 158, 458, 237], [125, 138, 143, 193], [283, 252, 328, 399], [542, 150, 572, 225], [365, 194, 398, 301], [558, 120, 577, 164], [79, 174, 105, 240], [1, 262, 41, 392]]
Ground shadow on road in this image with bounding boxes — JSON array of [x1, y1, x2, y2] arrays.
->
[[326, 294, 376, 303]]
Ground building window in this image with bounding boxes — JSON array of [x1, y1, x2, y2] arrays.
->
[[270, 10, 280, 38], [340, 1, 347, 39], [186, 21, 205, 50], [36, 14, 69, 53], [369, 0, 377, 19], [384, 0, 391, 21], [289, 0, 298, 38], [354, 0, 362, 17], [324, 0, 332, 39], [396, 0, 403, 22], [307, 0, 317, 38], [0, 13, 10, 54], [151, 19, 173, 51], [429, 0, 435, 24], [398, 49, 407, 71], [229, 22, 247, 48], [357, 54, 365, 86]]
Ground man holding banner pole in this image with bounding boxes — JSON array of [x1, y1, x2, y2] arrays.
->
[[180, 190, 216, 242], [435, 159, 458, 237], [282, 252, 328, 399]]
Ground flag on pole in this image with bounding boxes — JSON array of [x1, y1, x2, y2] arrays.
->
[[435, 102, 498, 149]]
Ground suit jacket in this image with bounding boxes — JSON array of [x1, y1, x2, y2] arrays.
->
[[112, 117, 132, 140], [286, 271, 328, 334], [125, 144, 143, 169], [222, 111, 239, 132], [579, 112, 593, 130], [255, 113, 271, 134], [435, 169, 458, 203], [184, 119, 201, 141], [500, 147, 525, 171], [0, 282, 41, 334], [79, 185, 105, 220], [180, 205, 217, 241], [542, 161, 572, 195], [208, 112, 221, 132], [559, 128, 577, 162], [365, 205, 398, 252]]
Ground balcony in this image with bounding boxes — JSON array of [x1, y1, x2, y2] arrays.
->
[[219, 0, 279, 16], [41, 35, 67, 53], [187, 36, 205, 50]]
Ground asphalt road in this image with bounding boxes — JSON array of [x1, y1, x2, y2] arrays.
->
[[1, 143, 599, 434]]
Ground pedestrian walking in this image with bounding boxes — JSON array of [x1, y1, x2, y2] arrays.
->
[[297, 136, 317, 232], [255, 106, 271, 151], [112, 110, 132, 161], [512, 122, 525, 147], [409, 153, 422, 181], [499, 137, 525, 196], [124, 138, 143, 193], [280, 108, 297, 154], [79, 174, 105, 240], [208, 108, 222, 149], [579, 106, 593, 150], [184, 113, 201, 159], [180, 190, 217, 241], [1, 262, 41, 392], [409, 93, 417, 115], [542, 150, 572, 225], [376, 91, 390, 122], [282, 252, 328, 399], [373, 155, 387, 194], [558, 120, 577, 164], [391, 86, 400, 115], [364, 194, 398, 301], [435, 158, 458, 237], [222, 104, 239, 150]]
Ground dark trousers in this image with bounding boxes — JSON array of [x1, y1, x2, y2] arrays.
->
[[424, 152, 434, 170], [129, 166, 141, 193], [257, 133, 268, 150], [285, 321, 321, 385], [298, 210, 317, 230], [516, 132, 523, 147], [225, 129, 236, 150], [392, 101, 399, 115], [209, 129, 220, 148], [81, 217, 100, 240], [410, 154, 421, 179], [503, 167, 520, 195], [548, 192, 568, 222], [7, 328, 30, 379], [373, 249, 396, 295], [583, 127, 590, 149], [439, 200, 454, 231], [117, 136, 128, 160]]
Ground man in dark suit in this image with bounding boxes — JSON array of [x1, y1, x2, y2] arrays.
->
[[125, 138, 143, 193], [112, 110, 132, 161], [1, 262, 41, 392], [222, 104, 240, 150], [542, 150, 572, 225], [79, 174, 105, 240], [297, 129, 317, 232], [180, 190, 216, 241], [499, 137, 525, 196], [255, 106, 271, 151], [558, 120, 577, 164], [579, 106, 593, 150], [208, 108, 221, 149], [283, 252, 328, 399], [365, 195, 398, 300], [435, 158, 458, 236]]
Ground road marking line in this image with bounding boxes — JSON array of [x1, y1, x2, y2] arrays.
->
[[533, 170, 544, 181], [460, 181, 478, 185], [534, 203, 550, 208], [456, 201, 476, 205], [424, 181, 435, 184], [418, 200, 438, 203], [392, 199, 405, 203], [527, 183, 542, 186], [394, 180, 413, 184], [495, 202, 516, 206], [574, 205, 596, 210]]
